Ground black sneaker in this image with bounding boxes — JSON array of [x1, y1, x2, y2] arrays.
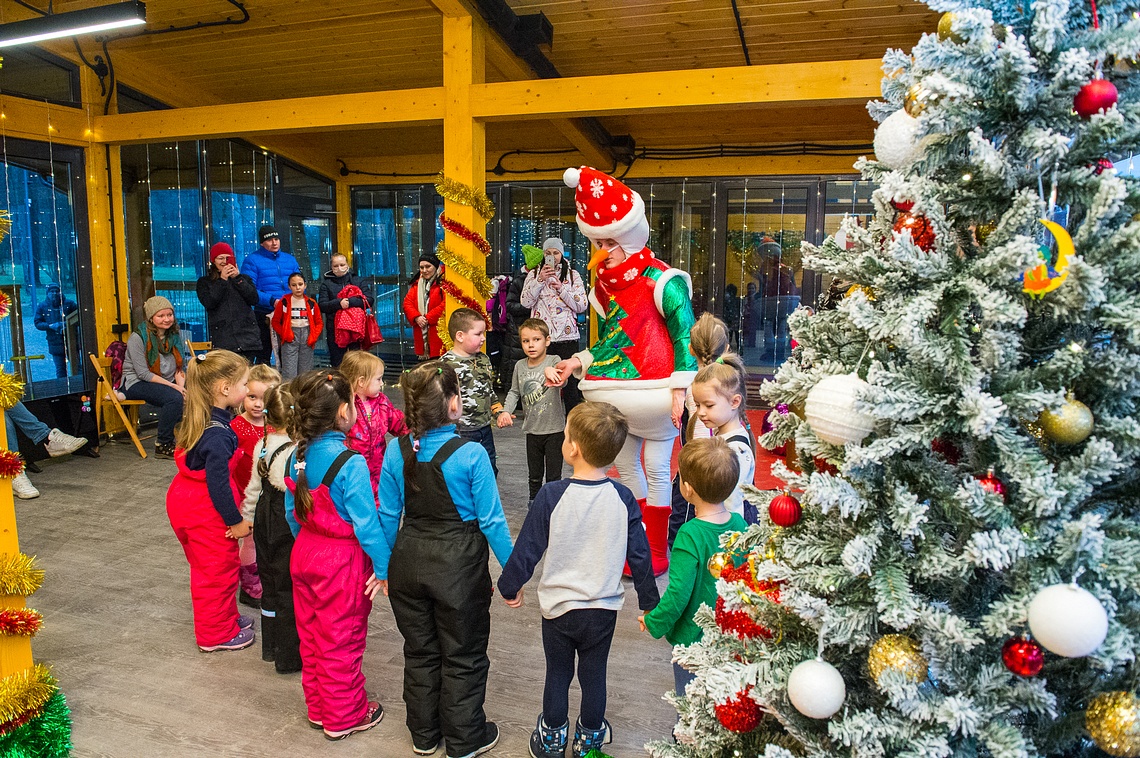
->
[[238, 590, 261, 609], [154, 442, 175, 459], [448, 723, 499, 758]]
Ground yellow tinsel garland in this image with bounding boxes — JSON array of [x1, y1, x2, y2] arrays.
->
[[0, 370, 25, 410], [437, 319, 452, 351], [0, 665, 54, 724], [436, 241, 492, 299], [0, 553, 44, 597], [435, 173, 495, 221]]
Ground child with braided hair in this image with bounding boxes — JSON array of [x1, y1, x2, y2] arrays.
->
[[284, 370, 387, 741], [690, 353, 757, 523], [376, 361, 513, 758]]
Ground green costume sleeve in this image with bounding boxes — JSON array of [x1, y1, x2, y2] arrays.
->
[[661, 274, 698, 374]]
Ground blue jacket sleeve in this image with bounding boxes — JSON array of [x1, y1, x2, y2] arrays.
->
[[241, 256, 274, 309], [622, 487, 660, 611], [373, 442, 405, 579], [465, 446, 514, 569], [202, 432, 242, 526], [332, 455, 387, 575], [496, 489, 552, 600]]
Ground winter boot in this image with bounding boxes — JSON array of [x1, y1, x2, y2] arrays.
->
[[641, 500, 671, 576], [528, 715, 568, 758], [260, 614, 276, 662], [571, 718, 611, 758]]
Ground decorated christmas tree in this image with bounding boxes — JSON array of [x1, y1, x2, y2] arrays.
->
[[649, 1, 1140, 756]]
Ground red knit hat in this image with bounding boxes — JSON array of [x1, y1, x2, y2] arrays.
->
[[563, 166, 650, 252], [209, 241, 234, 262]]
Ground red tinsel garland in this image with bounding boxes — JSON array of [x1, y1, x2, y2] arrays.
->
[[720, 562, 782, 602], [714, 686, 762, 733], [438, 213, 493, 258], [0, 608, 42, 637], [0, 705, 44, 737], [0, 450, 25, 479], [0, 292, 9, 320], [715, 597, 772, 640], [437, 278, 490, 325]]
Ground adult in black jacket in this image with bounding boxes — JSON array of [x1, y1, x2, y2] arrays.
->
[[501, 264, 532, 390], [317, 253, 372, 367], [195, 242, 263, 361], [34, 283, 78, 377]]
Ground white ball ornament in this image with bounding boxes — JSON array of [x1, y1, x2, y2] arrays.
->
[[787, 658, 846, 719], [1027, 583, 1108, 658], [804, 373, 875, 446], [873, 110, 925, 170]]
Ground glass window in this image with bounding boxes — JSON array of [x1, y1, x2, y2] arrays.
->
[[121, 142, 209, 341], [0, 141, 91, 398], [281, 164, 333, 200], [726, 182, 809, 372], [205, 141, 274, 260], [630, 180, 714, 317], [0, 48, 79, 106], [505, 184, 590, 283], [353, 187, 424, 366]]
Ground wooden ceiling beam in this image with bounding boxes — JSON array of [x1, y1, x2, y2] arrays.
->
[[92, 58, 881, 143]]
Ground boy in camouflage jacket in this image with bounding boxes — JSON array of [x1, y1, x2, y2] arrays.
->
[[442, 308, 505, 474]]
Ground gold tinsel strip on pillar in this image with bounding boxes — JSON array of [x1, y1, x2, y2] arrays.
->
[[0, 553, 44, 597], [435, 241, 492, 299], [0, 665, 54, 725], [435, 173, 496, 221], [0, 371, 25, 410]]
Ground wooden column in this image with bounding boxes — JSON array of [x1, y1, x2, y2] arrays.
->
[[0, 411, 34, 677], [441, 13, 487, 326], [336, 181, 354, 264]]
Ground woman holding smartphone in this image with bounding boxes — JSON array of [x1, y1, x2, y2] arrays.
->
[[196, 242, 263, 362], [520, 237, 587, 413]]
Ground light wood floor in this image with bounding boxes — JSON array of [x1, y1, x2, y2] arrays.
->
[[19, 406, 676, 757]]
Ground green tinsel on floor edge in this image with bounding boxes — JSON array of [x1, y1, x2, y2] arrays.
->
[[0, 691, 72, 758]]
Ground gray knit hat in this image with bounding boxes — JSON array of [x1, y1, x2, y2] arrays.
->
[[542, 237, 565, 254], [144, 295, 175, 322]]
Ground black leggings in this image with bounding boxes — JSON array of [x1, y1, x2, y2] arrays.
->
[[541, 608, 617, 730], [526, 432, 564, 500]]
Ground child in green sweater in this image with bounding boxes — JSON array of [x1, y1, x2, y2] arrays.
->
[[639, 437, 747, 696]]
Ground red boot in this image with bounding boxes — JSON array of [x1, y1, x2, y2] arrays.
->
[[641, 499, 671, 576]]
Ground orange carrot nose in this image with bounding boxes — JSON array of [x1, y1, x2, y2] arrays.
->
[[588, 248, 609, 271]]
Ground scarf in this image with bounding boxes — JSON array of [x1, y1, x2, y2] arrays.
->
[[136, 321, 185, 376], [417, 276, 432, 342]]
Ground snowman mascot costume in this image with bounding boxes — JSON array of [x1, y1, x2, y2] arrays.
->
[[551, 166, 697, 575]]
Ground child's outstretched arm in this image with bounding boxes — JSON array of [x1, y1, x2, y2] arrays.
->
[[373, 445, 406, 579], [201, 432, 243, 529], [465, 446, 514, 568], [622, 488, 661, 611], [642, 532, 700, 639], [497, 488, 553, 605], [336, 454, 390, 574]]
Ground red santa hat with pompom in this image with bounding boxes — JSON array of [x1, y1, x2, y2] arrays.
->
[[564, 166, 650, 253]]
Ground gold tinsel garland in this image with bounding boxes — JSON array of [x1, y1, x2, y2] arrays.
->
[[0, 370, 25, 410], [0, 553, 44, 597], [0, 665, 54, 725], [435, 241, 492, 299], [435, 173, 496, 221]]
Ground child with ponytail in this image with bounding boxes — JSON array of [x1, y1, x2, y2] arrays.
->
[[376, 361, 513, 758], [240, 381, 299, 673], [166, 349, 255, 652], [689, 353, 757, 523], [284, 370, 387, 741], [339, 351, 407, 502]]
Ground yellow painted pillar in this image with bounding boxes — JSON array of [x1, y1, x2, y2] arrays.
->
[[0, 411, 34, 677], [336, 181, 353, 264], [441, 13, 487, 329]]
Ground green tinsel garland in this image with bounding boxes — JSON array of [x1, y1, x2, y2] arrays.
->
[[0, 691, 71, 758]]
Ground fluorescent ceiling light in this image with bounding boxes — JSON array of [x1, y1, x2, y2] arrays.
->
[[0, 1, 146, 48]]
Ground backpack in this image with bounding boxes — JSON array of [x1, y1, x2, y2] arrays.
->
[[104, 341, 128, 391]]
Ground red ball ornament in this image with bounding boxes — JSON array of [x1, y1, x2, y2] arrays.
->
[[715, 597, 772, 640], [1074, 78, 1118, 118], [1002, 637, 1044, 677], [714, 687, 763, 733], [892, 199, 915, 213], [931, 437, 961, 465], [893, 212, 936, 251], [978, 469, 1006, 501], [813, 457, 839, 476], [789, 338, 799, 350], [768, 491, 802, 527], [1094, 158, 1115, 175]]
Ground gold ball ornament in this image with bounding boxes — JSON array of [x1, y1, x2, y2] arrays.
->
[[975, 221, 997, 245], [707, 552, 733, 579], [867, 635, 928, 686], [1038, 393, 1094, 445], [845, 284, 876, 301], [1087, 692, 1140, 757], [938, 12, 965, 43]]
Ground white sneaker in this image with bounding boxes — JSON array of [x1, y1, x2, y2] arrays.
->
[[44, 428, 86, 458], [11, 473, 39, 499]]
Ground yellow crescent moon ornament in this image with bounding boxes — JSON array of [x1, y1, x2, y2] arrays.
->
[[1023, 219, 1073, 297]]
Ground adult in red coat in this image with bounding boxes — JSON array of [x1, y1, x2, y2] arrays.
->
[[402, 252, 446, 359]]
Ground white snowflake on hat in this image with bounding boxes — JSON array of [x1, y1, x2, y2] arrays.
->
[[564, 166, 650, 252]]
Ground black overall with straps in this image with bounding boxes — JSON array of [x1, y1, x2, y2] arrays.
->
[[388, 435, 496, 757], [253, 440, 301, 672]]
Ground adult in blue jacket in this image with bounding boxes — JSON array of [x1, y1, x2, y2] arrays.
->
[[241, 225, 301, 364]]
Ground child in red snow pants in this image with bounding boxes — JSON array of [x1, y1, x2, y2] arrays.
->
[[290, 452, 374, 732], [167, 451, 242, 648]]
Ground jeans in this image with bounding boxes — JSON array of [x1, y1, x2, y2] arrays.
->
[[541, 609, 617, 730], [5, 400, 51, 452], [279, 327, 313, 380], [51, 352, 67, 378], [673, 662, 695, 697], [125, 380, 184, 446], [459, 424, 497, 476]]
